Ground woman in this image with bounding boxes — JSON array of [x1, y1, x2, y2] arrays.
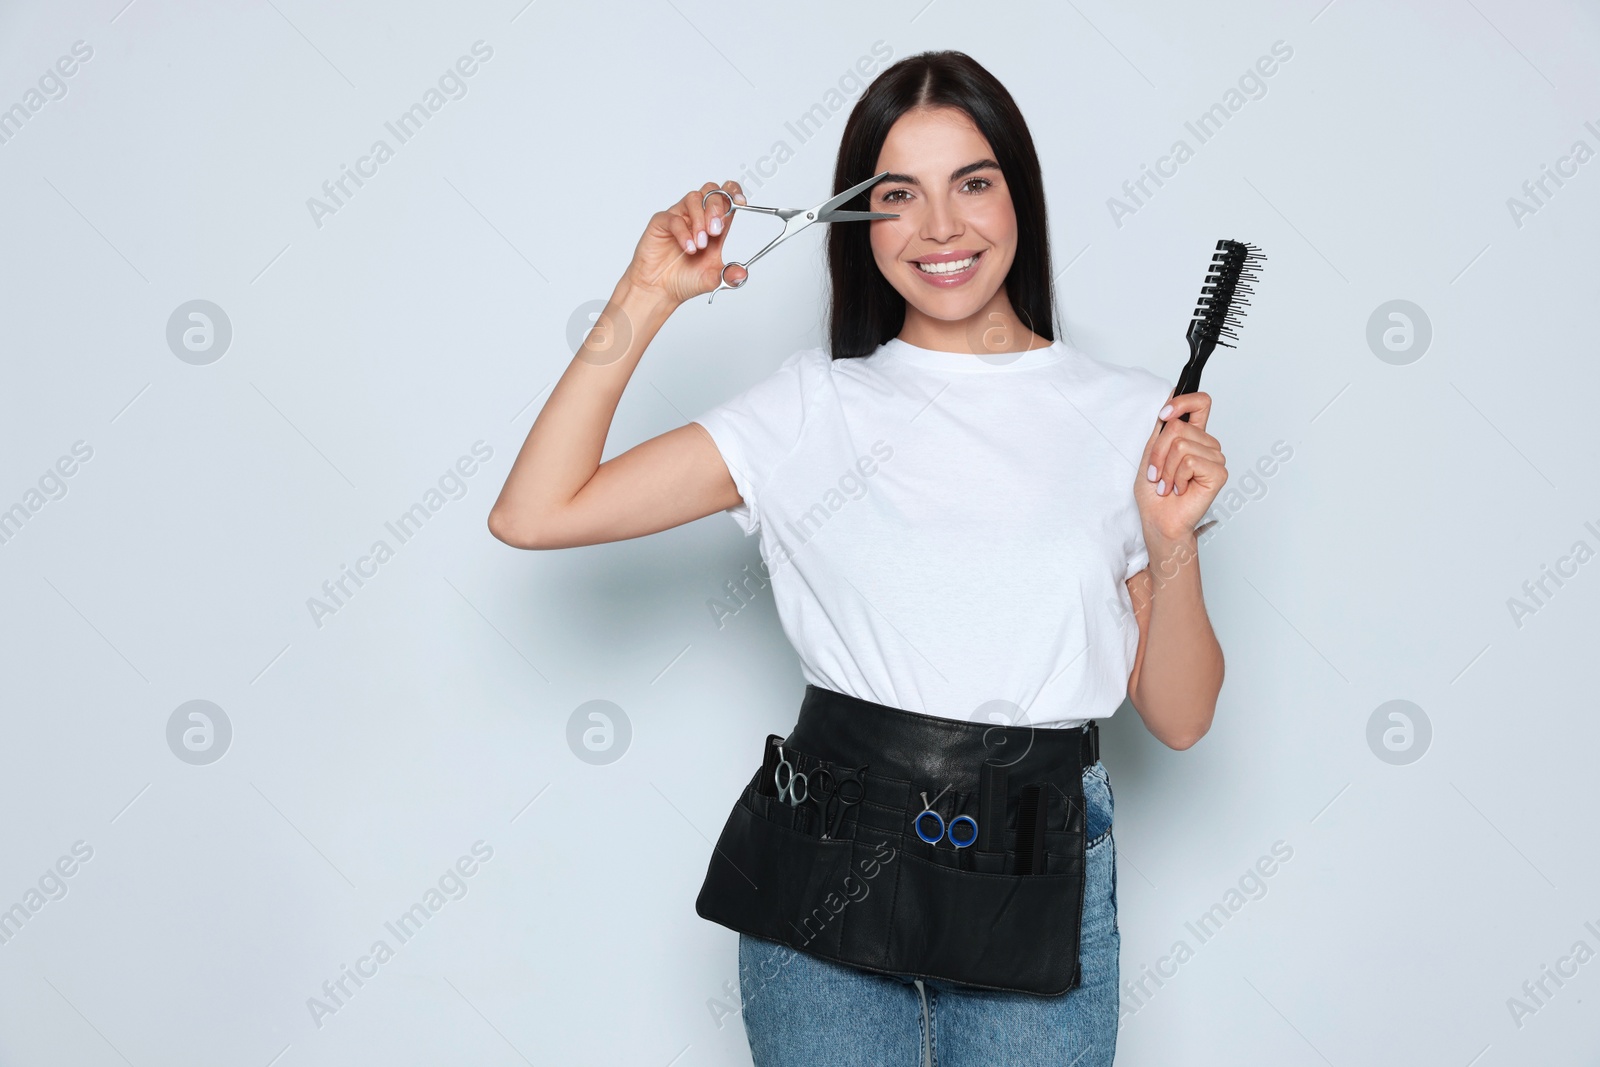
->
[[489, 50, 1225, 1067]]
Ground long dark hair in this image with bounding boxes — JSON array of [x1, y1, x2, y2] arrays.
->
[[826, 50, 1056, 360]]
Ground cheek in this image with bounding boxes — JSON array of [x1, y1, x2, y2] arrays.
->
[[974, 202, 1018, 243], [870, 225, 903, 268]]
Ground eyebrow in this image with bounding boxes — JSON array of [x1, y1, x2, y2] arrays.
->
[[875, 159, 1001, 188]]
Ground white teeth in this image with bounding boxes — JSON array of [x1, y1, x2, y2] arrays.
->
[[915, 254, 978, 274]]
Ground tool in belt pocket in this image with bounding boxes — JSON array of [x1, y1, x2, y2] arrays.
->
[[696, 703, 1093, 997]]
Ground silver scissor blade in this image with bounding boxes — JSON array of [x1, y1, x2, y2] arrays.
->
[[732, 203, 798, 219], [821, 209, 900, 222], [815, 170, 893, 217]]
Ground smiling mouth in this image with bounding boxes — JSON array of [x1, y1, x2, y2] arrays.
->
[[914, 251, 983, 275]]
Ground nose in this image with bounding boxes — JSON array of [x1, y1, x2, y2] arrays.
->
[[919, 192, 962, 243]]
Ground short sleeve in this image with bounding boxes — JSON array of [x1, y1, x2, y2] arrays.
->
[[691, 348, 817, 536], [1121, 367, 1177, 581], [1123, 536, 1151, 582]]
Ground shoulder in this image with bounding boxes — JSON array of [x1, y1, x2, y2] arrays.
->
[[788, 344, 834, 377], [780, 345, 839, 407], [757, 345, 833, 389], [772, 345, 834, 408], [691, 345, 832, 447], [1062, 343, 1172, 417], [717, 345, 830, 405], [1064, 342, 1170, 396]]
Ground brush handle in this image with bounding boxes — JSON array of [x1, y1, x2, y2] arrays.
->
[[1163, 333, 1215, 430], [1171, 363, 1201, 424]]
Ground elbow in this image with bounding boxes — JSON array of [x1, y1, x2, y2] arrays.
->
[[1133, 656, 1223, 752], [488, 506, 547, 550], [1162, 725, 1208, 751], [1131, 687, 1216, 751], [1159, 700, 1218, 751]]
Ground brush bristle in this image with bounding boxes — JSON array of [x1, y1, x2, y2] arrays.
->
[[1190, 239, 1265, 348]]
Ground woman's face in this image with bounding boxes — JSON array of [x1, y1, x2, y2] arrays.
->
[[868, 107, 1019, 334]]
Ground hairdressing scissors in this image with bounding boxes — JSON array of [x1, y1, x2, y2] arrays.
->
[[699, 171, 901, 303], [914, 785, 978, 848], [774, 746, 809, 806], [806, 765, 866, 840]]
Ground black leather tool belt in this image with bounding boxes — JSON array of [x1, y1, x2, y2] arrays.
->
[[695, 684, 1097, 996]]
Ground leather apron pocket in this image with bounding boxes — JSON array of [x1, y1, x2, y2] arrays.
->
[[696, 732, 1089, 996]]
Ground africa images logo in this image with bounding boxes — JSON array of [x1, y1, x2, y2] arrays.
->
[[305, 41, 494, 229]]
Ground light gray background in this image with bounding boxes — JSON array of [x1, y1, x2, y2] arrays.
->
[[2, 0, 1596, 1064]]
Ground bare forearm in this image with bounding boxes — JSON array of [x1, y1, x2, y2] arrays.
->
[[1130, 528, 1223, 748], [488, 275, 676, 542]]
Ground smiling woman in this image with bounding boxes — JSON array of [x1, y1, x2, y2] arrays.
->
[[826, 82, 1056, 361], [488, 47, 1227, 1067]]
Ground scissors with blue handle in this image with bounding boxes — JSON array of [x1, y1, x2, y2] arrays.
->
[[700, 171, 901, 303], [914, 785, 978, 848]]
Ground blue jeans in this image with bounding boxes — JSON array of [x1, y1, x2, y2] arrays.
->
[[737, 760, 1120, 1066]]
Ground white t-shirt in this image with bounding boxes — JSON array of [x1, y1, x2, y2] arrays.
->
[[692, 335, 1173, 728]]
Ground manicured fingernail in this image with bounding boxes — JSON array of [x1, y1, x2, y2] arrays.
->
[[1159, 404, 1173, 419], [709, 215, 722, 235], [686, 239, 696, 253], [1157, 479, 1166, 495], [1146, 464, 1158, 481], [696, 230, 707, 248]]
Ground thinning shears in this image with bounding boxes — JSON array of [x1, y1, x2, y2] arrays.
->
[[700, 171, 901, 303]]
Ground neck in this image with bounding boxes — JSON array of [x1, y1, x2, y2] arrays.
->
[[898, 289, 1050, 356]]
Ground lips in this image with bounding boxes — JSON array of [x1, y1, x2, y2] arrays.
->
[[911, 249, 984, 286], [915, 253, 979, 274]]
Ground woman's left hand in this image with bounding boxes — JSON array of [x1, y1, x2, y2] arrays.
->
[[1134, 390, 1228, 542]]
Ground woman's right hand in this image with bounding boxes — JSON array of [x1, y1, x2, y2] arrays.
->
[[624, 181, 750, 307]]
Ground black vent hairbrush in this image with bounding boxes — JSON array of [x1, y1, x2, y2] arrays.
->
[[1166, 239, 1265, 428]]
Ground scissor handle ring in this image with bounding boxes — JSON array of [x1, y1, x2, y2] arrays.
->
[[914, 809, 945, 844], [834, 776, 864, 805], [775, 761, 808, 806], [947, 815, 978, 849], [702, 188, 735, 212], [700, 190, 752, 288]]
